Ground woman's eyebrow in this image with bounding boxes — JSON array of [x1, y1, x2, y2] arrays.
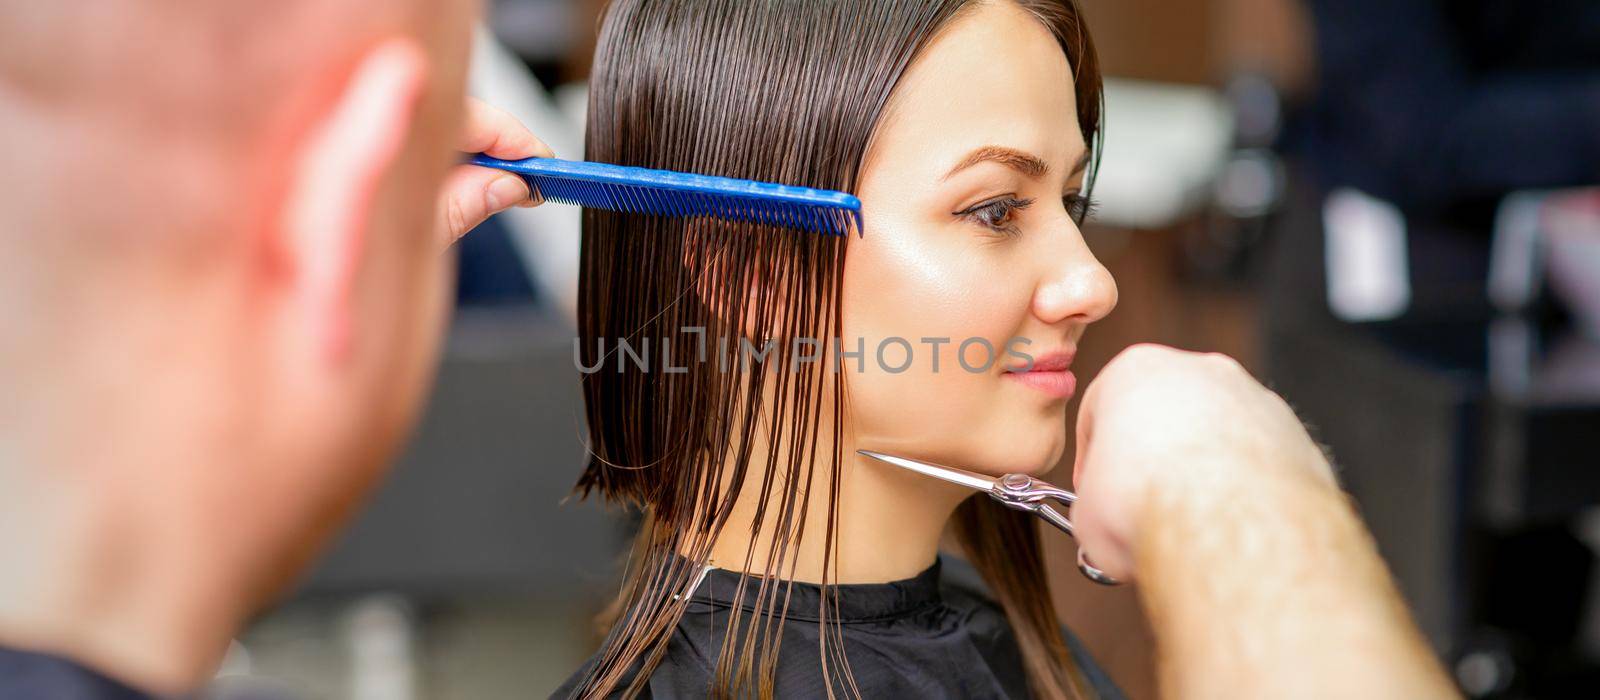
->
[[941, 146, 1092, 181], [942, 145, 1050, 180]]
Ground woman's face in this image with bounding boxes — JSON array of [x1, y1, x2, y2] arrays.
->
[[842, 1, 1117, 476]]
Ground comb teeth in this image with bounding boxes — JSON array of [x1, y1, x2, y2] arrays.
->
[[470, 155, 863, 237]]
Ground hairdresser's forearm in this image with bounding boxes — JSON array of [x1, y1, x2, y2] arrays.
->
[[1134, 467, 1458, 700]]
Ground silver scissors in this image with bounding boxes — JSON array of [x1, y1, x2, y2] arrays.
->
[[857, 449, 1121, 586]]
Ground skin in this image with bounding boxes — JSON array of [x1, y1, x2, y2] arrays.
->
[[710, 0, 1116, 584], [844, 1, 1117, 477], [0, 1, 548, 693]]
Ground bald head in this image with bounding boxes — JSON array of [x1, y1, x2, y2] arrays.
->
[[0, 0, 478, 438], [0, 0, 478, 641], [0, 3, 491, 692], [0, 0, 473, 246]]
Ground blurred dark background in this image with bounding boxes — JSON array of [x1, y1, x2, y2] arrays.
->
[[217, 1, 1600, 698]]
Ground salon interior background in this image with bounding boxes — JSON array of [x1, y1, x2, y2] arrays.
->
[[203, 0, 1600, 698]]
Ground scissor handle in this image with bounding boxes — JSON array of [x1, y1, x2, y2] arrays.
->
[[1033, 501, 1076, 536], [996, 476, 1122, 587], [1034, 503, 1121, 586]]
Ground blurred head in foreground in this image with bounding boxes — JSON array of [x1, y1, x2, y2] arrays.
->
[[0, 0, 478, 689]]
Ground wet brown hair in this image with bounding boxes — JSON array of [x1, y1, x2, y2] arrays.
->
[[571, 1, 1102, 697]]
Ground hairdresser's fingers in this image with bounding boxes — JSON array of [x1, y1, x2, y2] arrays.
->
[[1070, 344, 1339, 580], [1071, 344, 1259, 579], [460, 97, 554, 160], [437, 99, 554, 247], [1070, 343, 1181, 489], [1068, 346, 1177, 580], [436, 166, 534, 246]]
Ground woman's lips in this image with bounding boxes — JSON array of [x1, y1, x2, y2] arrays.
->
[[1002, 352, 1077, 399]]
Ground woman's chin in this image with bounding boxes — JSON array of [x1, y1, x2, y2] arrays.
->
[[967, 429, 1066, 477], [999, 455, 1059, 477]]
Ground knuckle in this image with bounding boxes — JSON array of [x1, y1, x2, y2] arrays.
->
[[1204, 351, 1243, 372], [1116, 343, 1168, 366]]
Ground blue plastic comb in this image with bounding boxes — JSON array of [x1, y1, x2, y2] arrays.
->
[[469, 154, 862, 237]]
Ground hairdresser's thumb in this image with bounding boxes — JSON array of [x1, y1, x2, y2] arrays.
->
[[436, 165, 536, 248]]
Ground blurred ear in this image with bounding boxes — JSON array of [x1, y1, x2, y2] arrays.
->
[[281, 39, 427, 364], [683, 228, 780, 341]]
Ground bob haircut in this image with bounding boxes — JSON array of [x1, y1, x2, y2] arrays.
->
[[571, 1, 1103, 697]]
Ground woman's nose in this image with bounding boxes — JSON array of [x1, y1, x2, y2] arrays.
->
[[1032, 243, 1117, 325]]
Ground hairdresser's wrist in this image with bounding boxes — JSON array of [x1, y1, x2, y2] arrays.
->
[[1131, 457, 1455, 699], [1155, 438, 1339, 515], [1133, 449, 1340, 539]]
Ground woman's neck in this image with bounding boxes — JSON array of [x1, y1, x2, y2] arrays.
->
[[705, 435, 975, 584]]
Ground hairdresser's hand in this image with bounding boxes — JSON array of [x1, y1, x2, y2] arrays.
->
[[1067, 344, 1338, 582], [436, 97, 554, 247]]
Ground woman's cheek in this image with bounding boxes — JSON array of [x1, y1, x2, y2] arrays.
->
[[839, 206, 1030, 438]]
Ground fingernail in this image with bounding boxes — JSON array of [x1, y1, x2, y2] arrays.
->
[[485, 175, 529, 211]]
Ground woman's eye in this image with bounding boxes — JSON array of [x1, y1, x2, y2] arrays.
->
[[957, 196, 1034, 236], [1064, 192, 1099, 225]]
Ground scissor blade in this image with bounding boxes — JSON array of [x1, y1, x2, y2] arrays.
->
[[856, 449, 997, 492]]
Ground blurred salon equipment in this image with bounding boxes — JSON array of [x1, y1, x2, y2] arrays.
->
[[1090, 79, 1233, 231], [1260, 1, 1600, 696]]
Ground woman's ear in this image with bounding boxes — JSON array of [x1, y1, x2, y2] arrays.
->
[[280, 38, 428, 365]]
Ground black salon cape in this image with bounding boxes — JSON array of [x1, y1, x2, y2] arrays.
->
[[552, 556, 1125, 699], [0, 646, 154, 700]]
